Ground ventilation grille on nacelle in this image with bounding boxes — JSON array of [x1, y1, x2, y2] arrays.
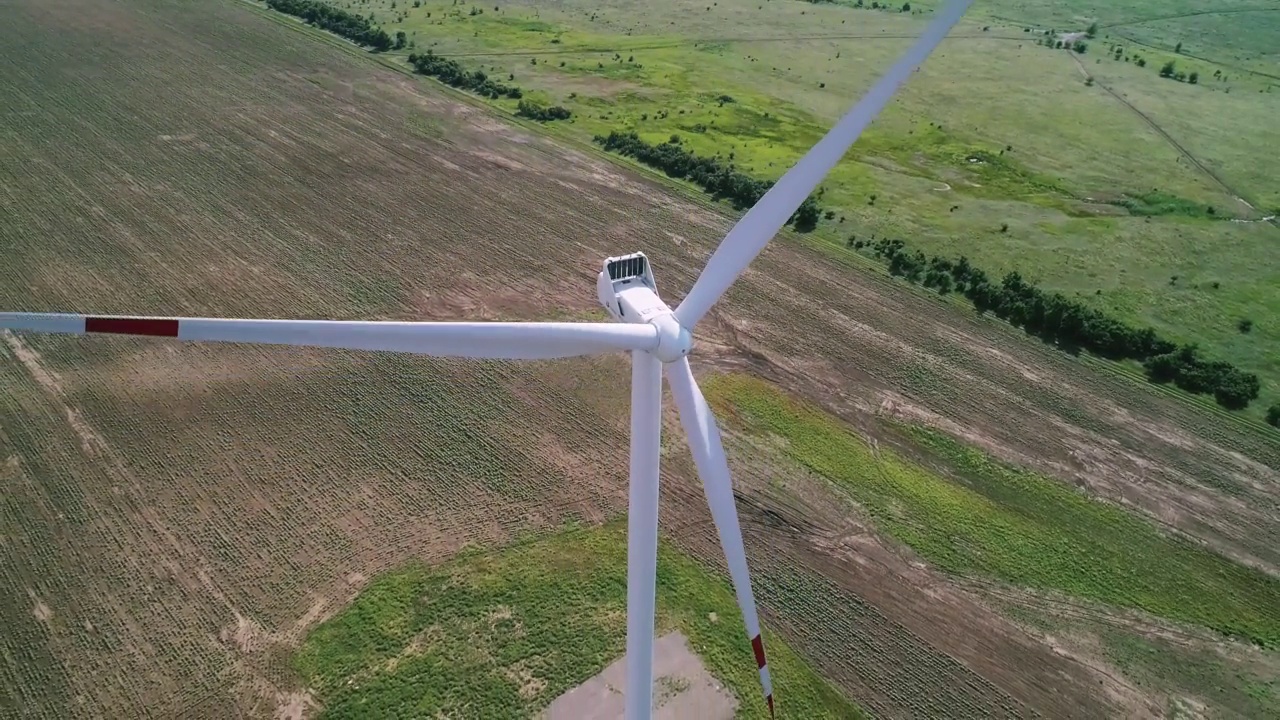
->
[[607, 255, 647, 281]]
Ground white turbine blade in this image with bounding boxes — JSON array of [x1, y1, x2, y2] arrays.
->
[[0, 312, 658, 360], [666, 357, 773, 717], [674, 0, 975, 329], [625, 350, 664, 720]]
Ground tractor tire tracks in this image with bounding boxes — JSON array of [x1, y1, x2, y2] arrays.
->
[[1068, 51, 1262, 217]]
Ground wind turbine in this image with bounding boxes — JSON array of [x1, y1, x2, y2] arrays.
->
[[1, 1, 972, 716]]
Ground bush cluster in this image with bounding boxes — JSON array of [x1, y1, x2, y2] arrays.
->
[[266, 0, 392, 51], [515, 100, 571, 122], [593, 131, 821, 231], [408, 50, 523, 99], [867, 238, 1261, 410]]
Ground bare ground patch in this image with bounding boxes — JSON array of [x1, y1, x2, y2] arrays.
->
[[539, 632, 737, 720], [272, 691, 319, 720]]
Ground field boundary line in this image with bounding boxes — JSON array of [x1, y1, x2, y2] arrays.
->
[[1104, 32, 1280, 83], [987, 8, 1280, 83], [1066, 51, 1265, 217], [1099, 7, 1280, 30], [436, 32, 1030, 58]]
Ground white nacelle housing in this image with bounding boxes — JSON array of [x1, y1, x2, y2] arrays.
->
[[598, 253, 661, 321], [597, 252, 692, 362]]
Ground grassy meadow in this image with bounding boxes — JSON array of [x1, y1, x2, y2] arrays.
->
[[294, 524, 863, 718], [336, 0, 1280, 418]]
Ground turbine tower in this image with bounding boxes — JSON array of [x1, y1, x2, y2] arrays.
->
[[0, 1, 972, 716]]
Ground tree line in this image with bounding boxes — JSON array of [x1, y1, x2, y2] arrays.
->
[[408, 50, 523, 100], [265, 0, 393, 51], [862, 237, 1262, 410], [593, 131, 822, 231], [265, 2, 1272, 423]]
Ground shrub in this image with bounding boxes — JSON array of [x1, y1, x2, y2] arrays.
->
[[265, 0, 393, 51], [862, 238, 1258, 409], [516, 100, 571, 122], [592, 131, 823, 231], [409, 50, 523, 99]]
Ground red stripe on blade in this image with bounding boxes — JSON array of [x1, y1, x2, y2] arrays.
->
[[767, 694, 774, 717], [85, 317, 180, 337], [751, 635, 767, 669]]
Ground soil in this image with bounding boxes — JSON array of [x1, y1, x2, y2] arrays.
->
[[539, 632, 737, 720]]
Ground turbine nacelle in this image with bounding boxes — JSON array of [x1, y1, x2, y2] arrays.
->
[[598, 252, 692, 364]]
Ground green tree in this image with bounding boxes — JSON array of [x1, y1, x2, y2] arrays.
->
[[1086, 21, 1098, 38], [394, 30, 407, 49], [1214, 371, 1261, 410], [1073, 40, 1088, 53], [1175, 41, 1183, 53], [901, 2, 911, 11], [1160, 60, 1176, 78], [1267, 404, 1280, 427], [1188, 71, 1199, 84]]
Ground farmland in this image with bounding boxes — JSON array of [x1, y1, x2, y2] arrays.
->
[[358, 0, 1280, 418], [703, 373, 1280, 648], [1, 0, 1278, 718]]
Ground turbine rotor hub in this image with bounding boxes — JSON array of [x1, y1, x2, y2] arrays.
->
[[649, 312, 693, 364], [597, 251, 692, 362]]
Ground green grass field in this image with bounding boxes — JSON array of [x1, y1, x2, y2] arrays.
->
[[987, 0, 1280, 75], [702, 373, 1280, 648], [997, 596, 1280, 718], [1101, 630, 1280, 718], [293, 524, 863, 718], [334, 0, 1279, 417]]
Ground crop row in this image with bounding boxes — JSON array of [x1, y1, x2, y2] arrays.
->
[[705, 373, 1280, 648], [0, 4, 644, 715], [673, 434, 1039, 718]]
